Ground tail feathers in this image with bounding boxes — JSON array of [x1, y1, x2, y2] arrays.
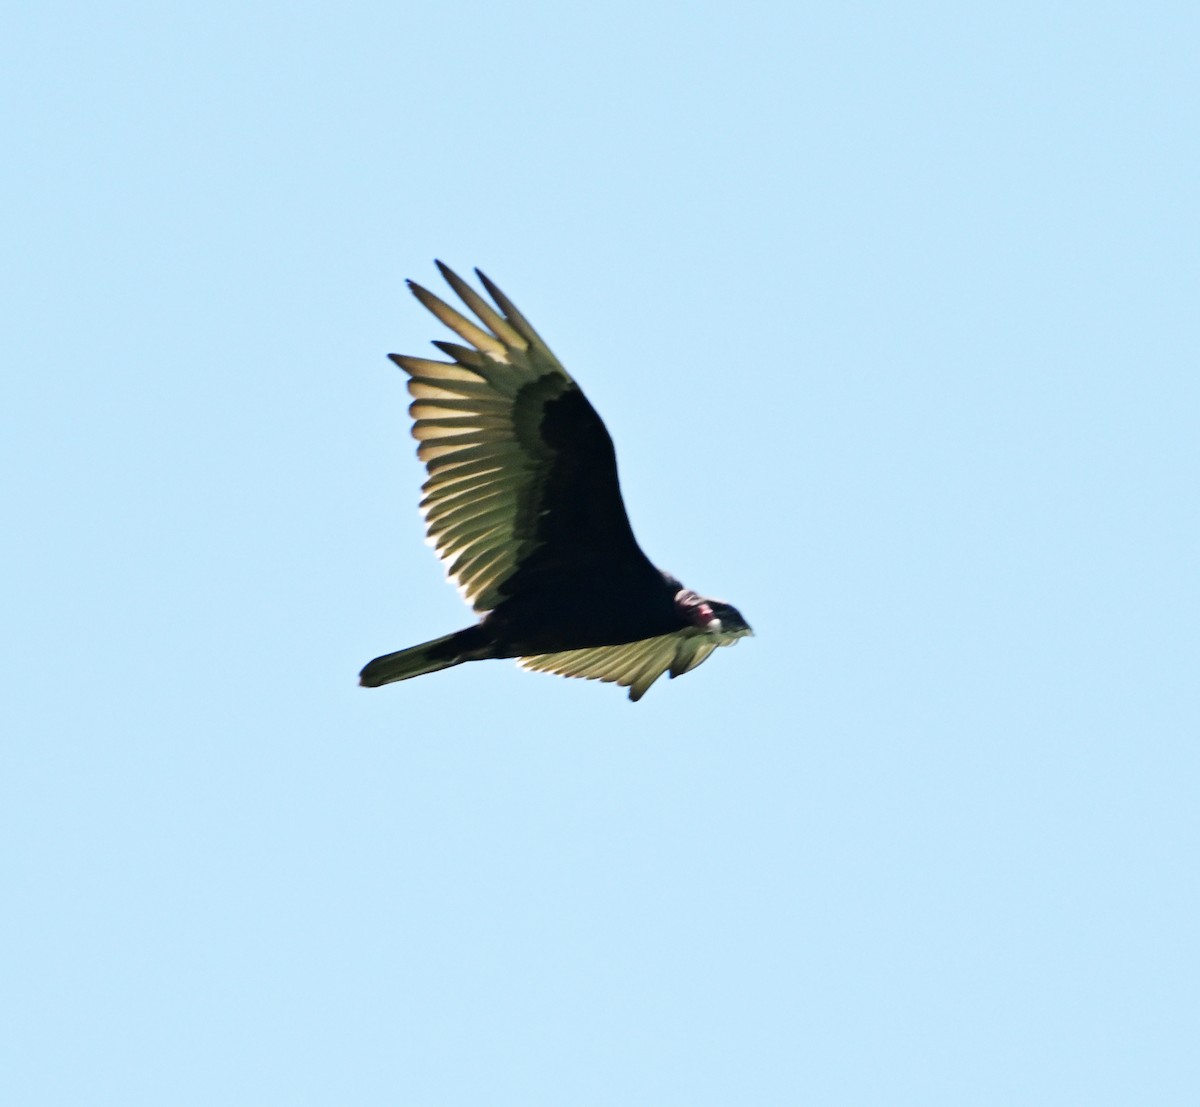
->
[[358, 626, 487, 688]]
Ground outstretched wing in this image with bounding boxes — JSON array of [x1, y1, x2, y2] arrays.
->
[[393, 263, 659, 613], [517, 631, 719, 702]]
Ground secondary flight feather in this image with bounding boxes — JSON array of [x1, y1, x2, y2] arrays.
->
[[359, 262, 751, 700]]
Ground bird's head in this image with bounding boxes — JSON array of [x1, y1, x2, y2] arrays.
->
[[708, 599, 753, 639], [675, 588, 753, 642]]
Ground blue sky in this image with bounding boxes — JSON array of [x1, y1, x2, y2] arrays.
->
[[3, 2, 1198, 1103]]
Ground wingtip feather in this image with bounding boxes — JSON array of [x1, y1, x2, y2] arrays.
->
[[473, 269, 551, 355]]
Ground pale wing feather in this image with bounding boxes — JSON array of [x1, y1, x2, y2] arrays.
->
[[391, 264, 575, 613], [669, 639, 718, 678], [518, 630, 719, 701]]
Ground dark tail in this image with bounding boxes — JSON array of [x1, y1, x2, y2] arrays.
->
[[358, 625, 491, 688]]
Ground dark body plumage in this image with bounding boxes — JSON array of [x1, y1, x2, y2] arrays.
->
[[359, 263, 751, 700]]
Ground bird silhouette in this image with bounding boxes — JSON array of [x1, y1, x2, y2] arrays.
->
[[359, 263, 751, 700]]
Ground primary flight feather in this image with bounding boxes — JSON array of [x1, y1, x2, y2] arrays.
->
[[359, 263, 751, 701]]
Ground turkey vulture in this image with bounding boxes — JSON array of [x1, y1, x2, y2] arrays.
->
[[359, 263, 752, 701]]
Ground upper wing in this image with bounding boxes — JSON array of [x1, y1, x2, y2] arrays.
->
[[517, 631, 719, 702], [394, 262, 658, 613]]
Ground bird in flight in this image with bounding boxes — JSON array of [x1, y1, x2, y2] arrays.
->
[[359, 263, 751, 701]]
